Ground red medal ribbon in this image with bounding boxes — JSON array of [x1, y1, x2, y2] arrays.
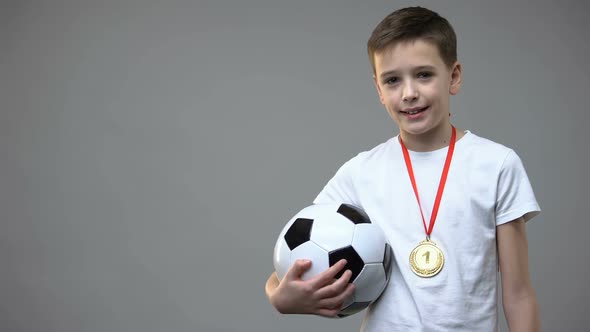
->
[[399, 126, 457, 239]]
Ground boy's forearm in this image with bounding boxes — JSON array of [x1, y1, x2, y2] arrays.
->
[[503, 290, 540, 332], [265, 272, 279, 299]]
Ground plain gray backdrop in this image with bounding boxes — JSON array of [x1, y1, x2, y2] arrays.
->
[[2, 0, 589, 331]]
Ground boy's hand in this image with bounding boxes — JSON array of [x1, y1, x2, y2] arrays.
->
[[269, 259, 355, 318]]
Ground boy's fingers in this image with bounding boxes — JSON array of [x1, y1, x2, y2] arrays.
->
[[319, 280, 355, 308], [316, 308, 340, 318], [284, 259, 311, 281], [316, 270, 352, 298], [337, 283, 356, 305], [310, 259, 347, 288], [317, 284, 355, 317]]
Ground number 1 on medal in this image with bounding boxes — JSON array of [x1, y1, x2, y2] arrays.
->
[[422, 251, 430, 264]]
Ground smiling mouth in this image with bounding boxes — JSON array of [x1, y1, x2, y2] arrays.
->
[[401, 106, 429, 115]]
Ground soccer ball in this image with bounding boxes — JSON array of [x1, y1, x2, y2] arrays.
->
[[273, 203, 393, 318]]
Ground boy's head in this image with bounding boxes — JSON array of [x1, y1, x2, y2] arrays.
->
[[368, 7, 462, 146], [367, 7, 457, 75]]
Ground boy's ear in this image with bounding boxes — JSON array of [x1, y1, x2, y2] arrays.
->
[[449, 62, 462, 95], [373, 76, 386, 105]]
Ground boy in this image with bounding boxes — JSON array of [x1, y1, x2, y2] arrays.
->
[[265, 6, 540, 331]]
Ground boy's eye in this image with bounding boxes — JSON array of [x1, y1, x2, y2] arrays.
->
[[384, 77, 398, 85], [417, 72, 433, 79]]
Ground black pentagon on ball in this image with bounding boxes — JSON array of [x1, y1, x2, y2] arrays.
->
[[337, 204, 371, 224], [284, 218, 313, 250], [383, 243, 393, 279], [329, 245, 365, 282]]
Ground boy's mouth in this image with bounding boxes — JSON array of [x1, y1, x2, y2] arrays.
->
[[400, 106, 429, 115]]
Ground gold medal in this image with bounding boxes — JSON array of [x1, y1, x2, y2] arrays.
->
[[409, 238, 444, 277], [400, 127, 456, 278]]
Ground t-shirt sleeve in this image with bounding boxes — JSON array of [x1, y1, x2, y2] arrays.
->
[[312, 156, 360, 207], [495, 150, 541, 225]]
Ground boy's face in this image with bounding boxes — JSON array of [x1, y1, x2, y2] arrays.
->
[[373, 40, 461, 140]]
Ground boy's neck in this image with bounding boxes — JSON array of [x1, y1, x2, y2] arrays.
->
[[399, 124, 465, 152]]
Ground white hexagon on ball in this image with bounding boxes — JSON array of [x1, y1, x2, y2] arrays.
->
[[273, 237, 292, 281], [310, 213, 355, 251], [352, 223, 388, 264], [353, 263, 388, 302]]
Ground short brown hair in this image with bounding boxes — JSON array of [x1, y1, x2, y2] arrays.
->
[[367, 7, 457, 75]]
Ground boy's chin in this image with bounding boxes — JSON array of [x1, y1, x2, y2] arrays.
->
[[400, 124, 434, 135], [400, 122, 449, 137]]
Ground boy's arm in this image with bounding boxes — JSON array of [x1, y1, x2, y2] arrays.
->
[[497, 217, 540, 332]]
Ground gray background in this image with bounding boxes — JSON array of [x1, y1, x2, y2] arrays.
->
[[1, 0, 588, 331]]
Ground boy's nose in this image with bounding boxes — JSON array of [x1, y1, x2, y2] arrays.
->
[[402, 83, 419, 102]]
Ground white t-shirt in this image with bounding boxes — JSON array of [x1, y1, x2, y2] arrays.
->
[[313, 131, 540, 332]]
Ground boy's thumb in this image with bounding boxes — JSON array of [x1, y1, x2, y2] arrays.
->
[[286, 259, 311, 279]]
